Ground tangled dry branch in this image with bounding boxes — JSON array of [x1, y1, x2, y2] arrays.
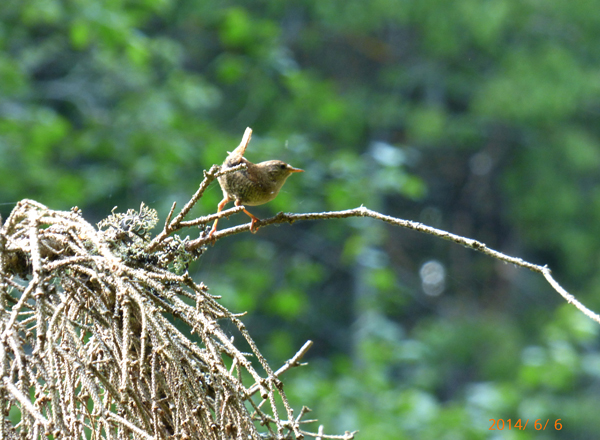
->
[[0, 196, 355, 440]]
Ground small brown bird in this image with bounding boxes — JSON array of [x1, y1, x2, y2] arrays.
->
[[208, 127, 303, 237]]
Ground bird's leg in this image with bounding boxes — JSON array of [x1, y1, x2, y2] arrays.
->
[[208, 196, 231, 238], [235, 200, 260, 233]]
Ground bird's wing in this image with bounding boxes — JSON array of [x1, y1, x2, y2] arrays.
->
[[227, 127, 253, 163]]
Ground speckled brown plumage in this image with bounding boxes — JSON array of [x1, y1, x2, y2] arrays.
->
[[209, 128, 303, 236]]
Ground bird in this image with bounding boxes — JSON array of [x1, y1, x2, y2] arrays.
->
[[208, 127, 303, 237]]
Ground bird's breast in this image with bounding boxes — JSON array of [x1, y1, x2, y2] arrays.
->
[[218, 168, 277, 206]]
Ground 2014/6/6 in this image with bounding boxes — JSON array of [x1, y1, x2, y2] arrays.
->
[[489, 419, 562, 431]]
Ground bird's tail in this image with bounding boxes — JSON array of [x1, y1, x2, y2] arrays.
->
[[227, 127, 253, 161]]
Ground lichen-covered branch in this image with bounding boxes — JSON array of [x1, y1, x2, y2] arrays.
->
[[0, 200, 317, 439]]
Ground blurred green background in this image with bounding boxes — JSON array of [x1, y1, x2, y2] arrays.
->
[[2, 0, 600, 438]]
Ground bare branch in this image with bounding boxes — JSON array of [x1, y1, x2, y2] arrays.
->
[[3, 377, 50, 429], [303, 427, 358, 440], [188, 206, 600, 325], [108, 413, 154, 440], [248, 340, 313, 397], [179, 205, 245, 228]]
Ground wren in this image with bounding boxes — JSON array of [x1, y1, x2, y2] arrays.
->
[[208, 128, 303, 237]]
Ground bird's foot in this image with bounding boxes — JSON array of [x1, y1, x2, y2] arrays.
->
[[207, 224, 218, 242]]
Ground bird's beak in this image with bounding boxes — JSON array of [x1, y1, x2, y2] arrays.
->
[[289, 166, 304, 173]]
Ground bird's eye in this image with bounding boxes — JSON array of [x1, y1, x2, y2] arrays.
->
[[280, 164, 286, 170]]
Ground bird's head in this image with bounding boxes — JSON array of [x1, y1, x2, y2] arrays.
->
[[258, 160, 304, 187]]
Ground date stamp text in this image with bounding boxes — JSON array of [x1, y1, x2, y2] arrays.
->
[[489, 419, 562, 431]]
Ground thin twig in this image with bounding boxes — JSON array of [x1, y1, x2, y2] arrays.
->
[[316, 425, 324, 440], [179, 205, 245, 228], [302, 428, 358, 440], [3, 378, 50, 429], [108, 413, 154, 440], [247, 340, 313, 397], [164, 202, 177, 229]]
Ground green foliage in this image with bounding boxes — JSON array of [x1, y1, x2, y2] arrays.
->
[[2, 0, 600, 437]]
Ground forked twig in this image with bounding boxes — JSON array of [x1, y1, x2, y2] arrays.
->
[[248, 340, 313, 397], [145, 163, 247, 253]]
